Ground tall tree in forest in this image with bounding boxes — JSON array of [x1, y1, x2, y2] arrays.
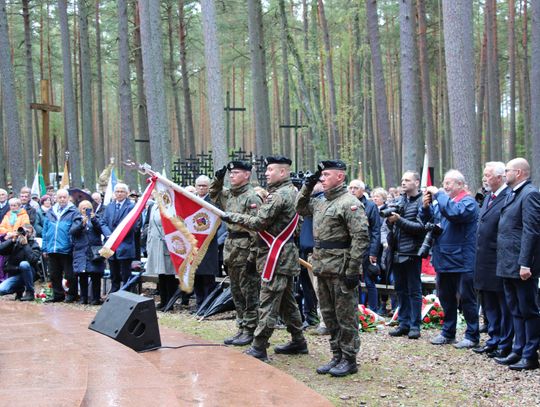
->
[[0, 92, 5, 187], [22, 0, 37, 181], [317, 0, 340, 157], [365, 0, 397, 187], [399, 0, 421, 172], [416, 0, 438, 181], [166, 1, 183, 157], [57, 0, 81, 186], [442, 0, 479, 190], [138, 0, 171, 173], [79, 0, 96, 189], [531, 0, 540, 183], [279, 1, 291, 158], [178, 0, 195, 158], [133, 2, 150, 165], [95, 0, 105, 172], [351, 7, 364, 174], [507, 0, 516, 159], [200, 0, 227, 167], [485, 0, 502, 160], [246, 0, 272, 156], [0, 0, 24, 190], [117, 0, 136, 187]]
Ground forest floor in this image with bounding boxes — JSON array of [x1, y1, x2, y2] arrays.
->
[[7, 282, 540, 407]]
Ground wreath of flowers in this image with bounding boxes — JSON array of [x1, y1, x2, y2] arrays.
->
[[358, 304, 385, 332], [421, 294, 444, 328], [34, 283, 53, 303]]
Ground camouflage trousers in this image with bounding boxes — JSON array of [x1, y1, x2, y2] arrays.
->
[[252, 274, 304, 349], [228, 263, 260, 332], [317, 275, 360, 359]]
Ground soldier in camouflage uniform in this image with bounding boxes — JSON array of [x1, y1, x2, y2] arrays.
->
[[295, 160, 369, 377], [210, 161, 261, 346], [222, 156, 307, 361]]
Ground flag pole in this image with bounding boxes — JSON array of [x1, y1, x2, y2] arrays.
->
[[133, 162, 226, 217]]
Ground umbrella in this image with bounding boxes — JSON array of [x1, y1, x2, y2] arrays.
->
[[200, 287, 234, 319], [195, 279, 229, 317], [68, 188, 96, 209]]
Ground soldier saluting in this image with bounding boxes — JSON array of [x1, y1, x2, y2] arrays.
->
[[221, 156, 307, 362], [296, 160, 369, 377], [210, 161, 261, 346]]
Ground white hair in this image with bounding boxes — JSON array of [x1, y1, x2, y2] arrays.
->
[[195, 175, 211, 185], [485, 161, 505, 177], [349, 179, 365, 190], [114, 183, 129, 193], [444, 169, 465, 185]]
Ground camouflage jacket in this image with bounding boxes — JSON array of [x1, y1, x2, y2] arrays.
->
[[209, 178, 260, 265], [295, 183, 369, 277], [227, 178, 299, 276]]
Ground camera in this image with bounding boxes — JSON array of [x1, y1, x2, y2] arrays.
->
[[380, 202, 404, 218], [417, 222, 443, 258], [17, 227, 26, 236], [85, 208, 92, 217]]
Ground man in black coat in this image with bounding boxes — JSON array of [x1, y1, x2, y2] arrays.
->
[[494, 158, 540, 370], [0, 188, 10, 223], [0, 224, 42, 300], [472, 162, 513, 358], [386, 171, 426, 340]]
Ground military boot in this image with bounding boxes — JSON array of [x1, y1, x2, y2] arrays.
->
[[244, 345, 268, 362], [232, 331, 254, 346], [329, 357, 358, 377], [223, 330, 243, 345], [274, 339, 309, 355], [316, 355, 341, 374]]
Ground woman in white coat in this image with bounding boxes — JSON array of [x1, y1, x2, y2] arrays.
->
[[145, 203, 178, 311]]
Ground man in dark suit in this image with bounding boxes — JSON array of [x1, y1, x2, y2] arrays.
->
[[472, 162, 513, 358], [100, 183, 136, 293], [0, 188, 10, 223], [495, 158, 540, 370]]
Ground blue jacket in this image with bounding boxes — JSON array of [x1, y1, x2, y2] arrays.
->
[[42, 203, 82, 254], [421, 191, 478, 273], [70, 215, 105, 274], [100, 200, 137, 260]]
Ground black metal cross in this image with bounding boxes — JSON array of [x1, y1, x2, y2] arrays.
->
[[279, 109, 307, 171], [224, 91, 246, 150]]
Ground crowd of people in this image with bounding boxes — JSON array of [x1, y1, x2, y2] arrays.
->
[[0, 154, 538, 377]]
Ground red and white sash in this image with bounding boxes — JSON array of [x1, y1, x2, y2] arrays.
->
[[258, 214, 299, 282]]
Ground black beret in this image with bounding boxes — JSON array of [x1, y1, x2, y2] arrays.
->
[[318, 160, 347, 171], [264, 155, 292, 166], [227, 160, 252, 171]]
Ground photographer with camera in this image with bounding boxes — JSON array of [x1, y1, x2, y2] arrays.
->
[[386, 171, 427, 340], [422, 170, 480, 349], [0, 224, 42, 301]]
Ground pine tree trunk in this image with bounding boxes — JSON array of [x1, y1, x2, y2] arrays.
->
[[399, 0, 421, 172], [138, 0, 171, 173], [94, 0, 105, 174], [247, 0, 272, 156], [166, 2, 183, 158], [0, 90, 5, 187], [416, 0, 438, 182], [57, 0, 81, 187], [178, 0, 195, 158], [476, 27, 488, 162], [22, 0, 37, 181], [79, 0, 96, 189], [279, 3, 291, 158], [485, 0, 502, 160], [133, 2, 150, 165], [442, 0, 478, 190], [352, 7, 364, 177], [507, 0, 516, 159], [317, 0, 340, 157], [531, 0, 540, 183], [200, 0, 227, 168], [117, 0, 136, 188], [521, 0, 532, 157], [365, 0, 397, 187]]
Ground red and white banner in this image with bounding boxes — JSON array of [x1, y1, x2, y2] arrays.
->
[[100, 177, 157, 259], [155, 180, 221, 292], [258, 214, 299, 282]]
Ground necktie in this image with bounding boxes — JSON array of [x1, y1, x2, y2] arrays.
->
[[115, 202, 121, 211], [488, 193, 496, 208]]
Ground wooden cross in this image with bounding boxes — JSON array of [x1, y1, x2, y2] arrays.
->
[[30, 79, 61, 180]]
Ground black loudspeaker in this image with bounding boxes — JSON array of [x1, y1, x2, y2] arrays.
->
[[89, 291, 161, 352]]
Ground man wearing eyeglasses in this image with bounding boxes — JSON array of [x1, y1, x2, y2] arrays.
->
[[493, 158, 540, 370]]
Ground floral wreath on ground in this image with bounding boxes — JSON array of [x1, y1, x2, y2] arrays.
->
[[358, 304, 386, 332], [387, 294, 445, 329], [35, 282, 53, 302]]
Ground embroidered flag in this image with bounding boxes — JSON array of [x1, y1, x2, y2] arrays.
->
[[103, 167, 118, 206], [60, 160, 70, 189], [154, 180, 221, 292], [31, 161, 47, 197]]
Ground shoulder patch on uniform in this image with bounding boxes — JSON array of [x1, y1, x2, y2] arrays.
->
[[250, 203, 258, 209], [350, 205, 358, 211]]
